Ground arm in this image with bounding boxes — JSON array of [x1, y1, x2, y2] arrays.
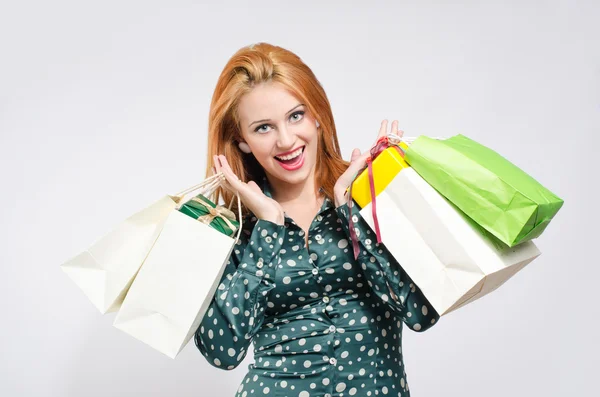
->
[[194, 217, 285, 369], [335, 200, 440, 332]]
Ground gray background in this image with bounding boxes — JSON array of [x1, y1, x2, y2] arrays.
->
[[1, 0, 597, 396]]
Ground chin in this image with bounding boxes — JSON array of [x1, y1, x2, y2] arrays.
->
[[269, 159, 315, 185]]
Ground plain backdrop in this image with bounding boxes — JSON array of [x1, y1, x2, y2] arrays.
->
[[1, 1, 598, 396]]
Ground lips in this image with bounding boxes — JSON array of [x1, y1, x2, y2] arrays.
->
[[274, 146, 305, 162], [274, 146, 305, 170]]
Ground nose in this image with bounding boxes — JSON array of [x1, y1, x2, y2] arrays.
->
[[276, 124, 296, 150]]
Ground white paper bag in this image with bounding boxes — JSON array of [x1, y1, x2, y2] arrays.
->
[[112, 175, 242, 359], [60, 195, 175, 314], [359, 168, 541, 316]]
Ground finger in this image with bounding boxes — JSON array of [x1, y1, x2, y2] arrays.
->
[[347, 150, 370, 175], [213, 154, 222, 173], [214, 155, 229, 183], [218, 155, 243, 189], [391, 120, 398, 137], [350, 148, 361, 163], [390, 120, 405, 142], [370, 119, 389, 149], [376, 119, 388, 142], [212, 154, 230, 185], [211, 157, 220, 176], [369, 119, 388, 149]]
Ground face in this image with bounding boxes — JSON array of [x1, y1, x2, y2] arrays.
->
[[237, 81, 319, 189]]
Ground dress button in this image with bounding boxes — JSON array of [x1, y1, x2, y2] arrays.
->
[[329, 325, 336, 333], [256, 262, 263, 269], [322, 296, 330, 303], [312, 268, 319, 275], [329, 357, 337, 365], [324, 394, 331, 397], [326, 305, 334, 312]]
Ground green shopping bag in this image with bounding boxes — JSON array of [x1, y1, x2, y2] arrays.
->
[[178, 193, 240, 237], [403, 134, 564, 247]]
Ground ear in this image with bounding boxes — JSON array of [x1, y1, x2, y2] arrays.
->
[[238, 141, 252, 154]]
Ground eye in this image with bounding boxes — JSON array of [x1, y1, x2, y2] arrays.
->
[[290, 110, 305, 122], [254, 124, 271, 134]]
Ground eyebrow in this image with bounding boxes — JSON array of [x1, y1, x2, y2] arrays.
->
[[248, 103, 305, 128]]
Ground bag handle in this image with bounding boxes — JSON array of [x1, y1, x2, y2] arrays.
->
[[174, 174, 227, 208], [174, 173, 224, 198], [387, 134, 445, 145]]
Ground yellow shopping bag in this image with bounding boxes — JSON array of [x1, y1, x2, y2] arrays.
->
[[350, 141, 410, 208]]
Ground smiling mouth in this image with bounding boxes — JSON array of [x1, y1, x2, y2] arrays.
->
[[274, 146, 305, 164]]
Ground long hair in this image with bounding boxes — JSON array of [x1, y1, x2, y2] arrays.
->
[[205, 42, 349, 218]]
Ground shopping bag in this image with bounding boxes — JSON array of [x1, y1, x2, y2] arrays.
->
[[358, 167, 541, 316], [60, 191, 177, 314], [112, 174, 242, 359], [178, 193, 240, 237], [350, 141, 410, 208], [402, 134, 564, 247], [346, 134, 414, 260], [349, 135, 442, 209]]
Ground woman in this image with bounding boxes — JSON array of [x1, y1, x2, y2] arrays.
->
[[194, 42, 440, 397]]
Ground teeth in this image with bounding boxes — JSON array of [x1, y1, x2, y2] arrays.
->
[[275, 147, 303, 161]]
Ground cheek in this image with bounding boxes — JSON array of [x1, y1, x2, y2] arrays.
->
[[251, 145, 275, 164], [244, 135, 271, 158], [307, 135, 319, 155]]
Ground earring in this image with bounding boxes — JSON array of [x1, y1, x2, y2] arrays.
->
[[316, 120, 320, 128], [238, 141, 252, 153]]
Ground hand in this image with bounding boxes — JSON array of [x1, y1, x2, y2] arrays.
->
[[333, 120, 404, 207], [213, 154, 285, 225]]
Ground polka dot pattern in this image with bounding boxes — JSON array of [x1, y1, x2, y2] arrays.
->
[[194, 179, 440, 396]]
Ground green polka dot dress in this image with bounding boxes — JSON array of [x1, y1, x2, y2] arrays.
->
[[195, 177, 440, 396]]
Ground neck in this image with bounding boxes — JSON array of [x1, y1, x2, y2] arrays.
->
[[267, 170, 321, 207]]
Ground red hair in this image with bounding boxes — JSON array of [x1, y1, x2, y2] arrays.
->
[[205, 42, 349, 218]]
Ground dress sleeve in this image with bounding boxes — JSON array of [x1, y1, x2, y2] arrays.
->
[[335, 200, 440, 332], [194, 217, 285, 370]]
